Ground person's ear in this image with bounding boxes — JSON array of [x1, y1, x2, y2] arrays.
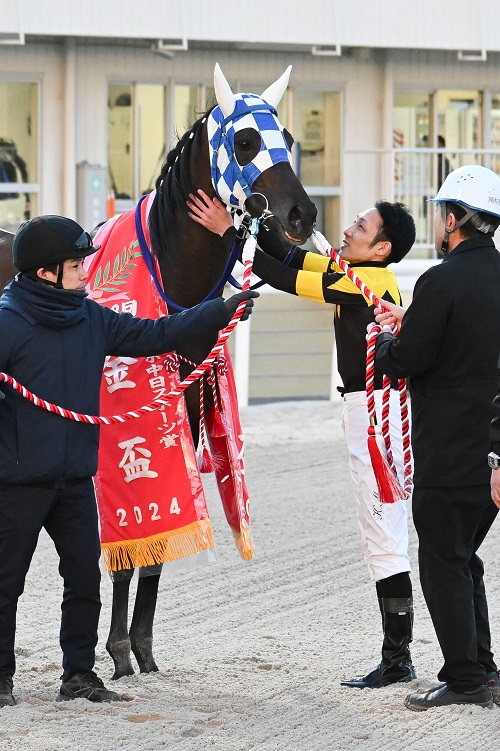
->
[[446, 211, 458, 231], [37, 267, 55, 282], [375, 241, 391, 259]]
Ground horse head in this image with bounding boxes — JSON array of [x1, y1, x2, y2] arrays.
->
[[208, 64, 317, 247]]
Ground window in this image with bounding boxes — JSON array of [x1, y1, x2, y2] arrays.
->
[[108, 84, 166, 206], [292, 90, 342, 249], [0, 81, 38, 231]]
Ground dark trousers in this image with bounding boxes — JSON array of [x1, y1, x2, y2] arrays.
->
[[0, 479, 101, 682], [413, 484, 498, 691]]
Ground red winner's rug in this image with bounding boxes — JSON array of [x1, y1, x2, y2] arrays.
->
[[86, 195, 252, 572]]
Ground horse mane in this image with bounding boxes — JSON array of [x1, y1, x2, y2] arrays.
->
[[149, 107, 214, 261]]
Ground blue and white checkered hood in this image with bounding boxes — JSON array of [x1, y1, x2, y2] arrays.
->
[[208, 93, 292, 208]]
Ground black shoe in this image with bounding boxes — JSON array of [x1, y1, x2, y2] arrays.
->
[[341, 661, 416, 688], [485, 670, 500, 706], [0, 675, 16, 707], [58, 671, 134, 703], [405, 682, 493, 711]]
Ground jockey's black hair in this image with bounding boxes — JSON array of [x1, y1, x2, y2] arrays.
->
[[372, 201, 416, 265]]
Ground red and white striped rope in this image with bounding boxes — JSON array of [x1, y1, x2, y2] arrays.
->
[[311, 230, 412, 498], [366, 325, 412, 498], [0, 259, 253, 425]]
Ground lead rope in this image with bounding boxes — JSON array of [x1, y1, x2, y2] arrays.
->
[[311, 230, 412, 502], [0, 224, 259, 427]]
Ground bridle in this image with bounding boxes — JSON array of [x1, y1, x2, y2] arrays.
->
[[136, 98, 294, 310]]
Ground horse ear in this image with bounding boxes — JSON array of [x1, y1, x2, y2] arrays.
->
[[260, 66, 292, 109], [214, 63, 236, 119]]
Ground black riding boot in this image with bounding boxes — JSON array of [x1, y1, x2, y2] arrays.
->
[[341, 597, 416, 688]]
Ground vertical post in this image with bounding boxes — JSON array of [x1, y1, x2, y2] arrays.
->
[[233, 316, 251, 408], [63, 38, 76, 218], [381, 53, 394, 202]]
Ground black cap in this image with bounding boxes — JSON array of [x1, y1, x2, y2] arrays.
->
[[12, 215, 100, 272]]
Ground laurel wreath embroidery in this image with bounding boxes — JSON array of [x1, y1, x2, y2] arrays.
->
[[92, 240, 142, 294]]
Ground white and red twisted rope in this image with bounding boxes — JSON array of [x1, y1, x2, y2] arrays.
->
[[0, 259, 254, 426], [311, 230, 412, 498]]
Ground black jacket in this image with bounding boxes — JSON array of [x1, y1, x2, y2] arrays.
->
[[375, 236, 500, 487], [0, 275, 229, 484]]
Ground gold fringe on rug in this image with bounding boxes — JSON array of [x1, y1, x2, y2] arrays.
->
[[233, 524, 254, 561], [101, 518, 215, 572]]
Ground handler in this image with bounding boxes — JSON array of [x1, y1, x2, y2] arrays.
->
[[0, 214, 257, 708], [187, 190, 417, 690], [375, 165, 500, 711]]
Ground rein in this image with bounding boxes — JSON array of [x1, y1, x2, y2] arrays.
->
[[311, 230, 413, 501]]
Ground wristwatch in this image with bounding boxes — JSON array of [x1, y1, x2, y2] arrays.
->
[[488, 452, 500, 469]]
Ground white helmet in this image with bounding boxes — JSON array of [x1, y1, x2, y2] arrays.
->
[[430, 165, 500, 252], [431, 164, 500, 219]]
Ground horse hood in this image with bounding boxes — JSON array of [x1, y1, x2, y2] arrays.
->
[[208, 65, 293, 207]]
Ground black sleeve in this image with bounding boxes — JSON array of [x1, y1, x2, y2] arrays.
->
[[374, 270, 447, 380], [102, 298, 230, 357], [490, 376, 500, 454], [252, 248, 299, 295]]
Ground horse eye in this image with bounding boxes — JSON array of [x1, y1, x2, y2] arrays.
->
[[234, 127, 261, 166]]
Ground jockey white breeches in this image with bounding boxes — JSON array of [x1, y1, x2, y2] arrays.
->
[[342, 389, 411, 582]]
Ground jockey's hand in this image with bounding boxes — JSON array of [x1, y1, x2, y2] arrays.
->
[[491, 469, 500, 509], [224, 290, 260, 322], [187, 189, 232, 237], [374, 300, 406, 332]]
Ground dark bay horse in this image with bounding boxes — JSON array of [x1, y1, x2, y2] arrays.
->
[[103, 64, 315, 680], [0, 65, 317, 680]]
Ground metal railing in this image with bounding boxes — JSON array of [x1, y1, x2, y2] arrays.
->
[[344, 148, 500, 258]]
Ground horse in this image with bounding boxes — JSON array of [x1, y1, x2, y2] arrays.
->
[[0, 64, 317, 681]]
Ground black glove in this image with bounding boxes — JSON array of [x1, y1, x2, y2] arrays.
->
[[223, 290, 260, 322]]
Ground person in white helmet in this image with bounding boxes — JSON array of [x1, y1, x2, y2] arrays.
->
[[374, 165, 500, 711]]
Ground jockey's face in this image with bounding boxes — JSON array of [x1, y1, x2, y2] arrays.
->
[[38, 257, 89, 290], [340, 208, 391, 264]]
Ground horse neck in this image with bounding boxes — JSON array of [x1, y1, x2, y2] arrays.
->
[[153, 122, 233, 311], [156, 204, 231, 312]]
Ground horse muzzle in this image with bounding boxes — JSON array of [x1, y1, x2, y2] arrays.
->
[[251, 164, 317, 246]]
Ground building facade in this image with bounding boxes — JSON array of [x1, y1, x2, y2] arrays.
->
[[1, 0, 499, 401]]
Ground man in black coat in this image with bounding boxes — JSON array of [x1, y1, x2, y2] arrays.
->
[[374, 165, 500, 711], [0, 215, 257, 708]]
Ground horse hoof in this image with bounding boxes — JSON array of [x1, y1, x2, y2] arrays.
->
[[106, 638, 135, 680], [131, 636, 159, 674], [139, 660, 159, 674]]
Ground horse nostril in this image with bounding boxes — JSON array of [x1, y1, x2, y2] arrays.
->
[[288, 205, 304, 227]]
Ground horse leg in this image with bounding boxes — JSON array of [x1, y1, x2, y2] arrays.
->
[[129, 572, 161, 674], [106, 574, 136, 680]]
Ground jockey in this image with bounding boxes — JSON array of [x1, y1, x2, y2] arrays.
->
[[0, 214, 257, 708], [187, 190, 417, 690]]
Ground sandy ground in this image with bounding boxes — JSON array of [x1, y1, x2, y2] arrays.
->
[[3, 399, 500, 750]]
